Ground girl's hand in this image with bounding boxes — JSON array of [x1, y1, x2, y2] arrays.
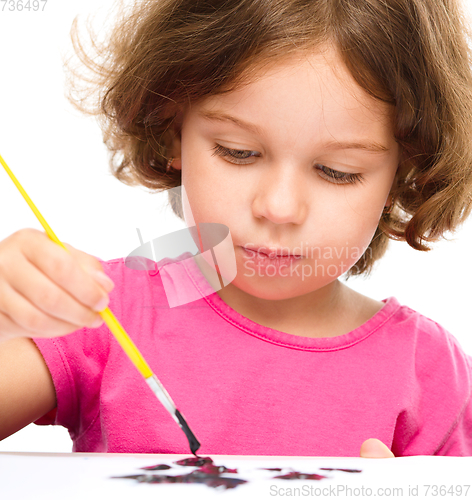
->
[[360, 438, 395, 458], [0, 228, 114, 343]]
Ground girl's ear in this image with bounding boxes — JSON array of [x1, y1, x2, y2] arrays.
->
[[386, 173, 401, 208], [386, 149, 409, 207], [165, 108, 183, 170], [168, 133, 182, 170]]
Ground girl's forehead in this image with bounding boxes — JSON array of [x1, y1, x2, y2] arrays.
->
[[189, 47, 395, 141], [204, 48, 388, 112]]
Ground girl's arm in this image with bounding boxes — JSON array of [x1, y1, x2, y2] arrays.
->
[[0, 337, 56, 441]]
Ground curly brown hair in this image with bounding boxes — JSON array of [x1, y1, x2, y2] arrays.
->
[[65, 0, 472, 277]]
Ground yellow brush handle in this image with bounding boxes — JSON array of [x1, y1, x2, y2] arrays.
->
[[0, 153, 153, 379], [97, 308, 152, 378]]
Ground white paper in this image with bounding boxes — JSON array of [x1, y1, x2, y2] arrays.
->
[[1, 452, 472, 500]]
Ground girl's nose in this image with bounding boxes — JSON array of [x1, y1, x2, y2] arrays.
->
[[251, 166, 308, 225]]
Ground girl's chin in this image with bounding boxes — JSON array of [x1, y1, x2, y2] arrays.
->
[[222, 275, 333, 303]]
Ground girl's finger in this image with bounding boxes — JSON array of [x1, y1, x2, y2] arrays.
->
[[13, 229, 111, 313], [359, 438, 395, 458], [63, 243, 114, 292], [0, 270, 104, 336]]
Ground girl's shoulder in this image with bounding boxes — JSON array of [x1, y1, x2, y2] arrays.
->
[[347, 287, 470, 365], [380, 296, 472, 382]]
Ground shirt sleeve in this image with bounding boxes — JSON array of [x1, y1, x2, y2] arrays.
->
[[392, 317, 472, 457], [32, 325, 112, 441], [434, 355, 472, 456]]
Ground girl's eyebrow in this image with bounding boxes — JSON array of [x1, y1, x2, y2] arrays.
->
[[322, 139, 390, 153], [199, 109, 263, 136], [198, 109, 390, 153]]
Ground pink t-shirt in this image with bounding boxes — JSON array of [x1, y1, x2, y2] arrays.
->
[[33, 254, 472, 456]]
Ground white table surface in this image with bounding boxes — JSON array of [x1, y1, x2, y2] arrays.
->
[[1, 452, 472, 500]]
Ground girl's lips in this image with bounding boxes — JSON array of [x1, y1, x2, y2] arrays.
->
[[241, 247, 303, 271], [242, 246, 303, 259]]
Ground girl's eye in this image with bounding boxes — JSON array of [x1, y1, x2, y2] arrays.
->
[[212, 144, 260, 164], [315, 164, 364, 185], [211, 145, 363, 185]]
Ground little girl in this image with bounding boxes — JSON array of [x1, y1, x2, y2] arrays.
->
[[1, 0, 472, 458]]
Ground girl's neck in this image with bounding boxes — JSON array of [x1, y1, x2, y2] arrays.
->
[[217, 279, 344, 338], [193, 254, 383, 338]]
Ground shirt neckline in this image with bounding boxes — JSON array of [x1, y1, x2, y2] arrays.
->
[[181, 253, 401, 352]]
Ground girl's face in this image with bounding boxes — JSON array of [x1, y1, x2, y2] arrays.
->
[[174, 46, 400, 304]]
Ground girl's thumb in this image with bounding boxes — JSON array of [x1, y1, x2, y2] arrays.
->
[[360, 438, 395, 458]]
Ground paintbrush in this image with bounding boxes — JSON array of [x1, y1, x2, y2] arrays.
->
[[0, 152, 200, 456]]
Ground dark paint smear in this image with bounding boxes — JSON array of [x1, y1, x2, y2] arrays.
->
[[140, 464, 172, 471], [143, 457, 238, 475], [198, 463, 238, 474], [114, 455, 363, 490], [115, 471, 247, 490], [275, 471, 327, 481], [115, 456, 243, 490], [175, 456, 213, 467], [320, 468, 362, 473]]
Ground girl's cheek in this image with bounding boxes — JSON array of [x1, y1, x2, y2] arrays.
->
[[342, 184, 390, 221]]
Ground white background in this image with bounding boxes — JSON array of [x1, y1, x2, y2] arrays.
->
[[1, 0, 472, 452]]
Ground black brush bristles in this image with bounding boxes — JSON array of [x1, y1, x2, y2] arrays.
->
[[175, 409, 201, 456]]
